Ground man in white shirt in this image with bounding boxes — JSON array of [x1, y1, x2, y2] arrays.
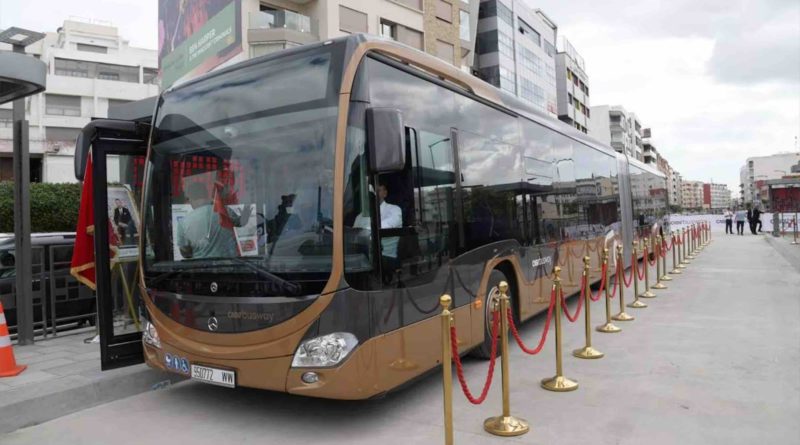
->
[[353, 183, 403, 280], [723, 208, 733, 234]]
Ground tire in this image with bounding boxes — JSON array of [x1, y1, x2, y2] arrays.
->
[[470, 269, 516, 359]]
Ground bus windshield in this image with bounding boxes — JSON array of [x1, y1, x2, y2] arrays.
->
[[142, 46, 343, 291]]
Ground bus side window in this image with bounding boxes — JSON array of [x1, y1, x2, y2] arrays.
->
[[383, 129, 456, 286]]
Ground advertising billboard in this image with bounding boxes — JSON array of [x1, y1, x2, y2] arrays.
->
[[158, 0, 242, 89]]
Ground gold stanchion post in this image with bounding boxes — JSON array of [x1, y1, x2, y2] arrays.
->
[[660, 235, 672, 281], [440, 295, 454, 445], [640, 237, 657, 298], [574, 257, 604, 359], [541, 267, 579, 392], [484, 282, 529, 436], [670, 232, 682, 274], [596, 248, 621, 333], [652, 236, 668, 289], [627, 243, 648, 309], [681, 228, 691, 265], [688, 225, 697, 259], [612, 245, 635, 321]]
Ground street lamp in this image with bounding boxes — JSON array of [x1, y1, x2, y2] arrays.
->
[[0, 26, 46, 345]]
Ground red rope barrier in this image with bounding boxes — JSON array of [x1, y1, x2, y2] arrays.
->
[[636, 252, 646, 280], [451, 311, 500, 405], [588, 264, 607, 302], [623, 255, 635, 287], [608, 260, 619, 297], [647, 245, 657, 266], [508, 287, 555, 355], [561, 285, 583, 323]]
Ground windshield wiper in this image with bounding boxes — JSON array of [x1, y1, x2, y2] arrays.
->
[[222, 257, 302, 296]]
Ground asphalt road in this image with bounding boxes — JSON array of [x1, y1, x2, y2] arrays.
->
[[2, 234, 799, 445]]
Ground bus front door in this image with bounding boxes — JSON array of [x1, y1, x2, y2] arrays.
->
[[76, 119, 148, 370]]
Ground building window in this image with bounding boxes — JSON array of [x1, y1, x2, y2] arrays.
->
[[499, 66, 516, 94], [45, 94, 81, 117], [0, 109, 11, 127], [435, 39, 455, 63], [143, 67, 158, 85], [53, 58, 139, 83], [459, 10, 470, 41], [397, 26, 424, 50], [393, 0, 422, 10], [339, 6, 367, 33], [543, 40, 555, 57], [518, 46, 542, 75], [46, 127, 80, 143], [76, 43, 107, 54], [380, 19, 397, 40], [436, 0, 453, 22], [518, 18, 541, 46], [497, 30, 514, 59]]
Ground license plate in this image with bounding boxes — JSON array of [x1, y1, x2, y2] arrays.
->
[[190, 364, 236, 388]]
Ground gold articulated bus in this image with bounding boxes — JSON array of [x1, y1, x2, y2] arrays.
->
[[74, 34, 667, 399]]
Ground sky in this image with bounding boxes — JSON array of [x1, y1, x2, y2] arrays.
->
[[1, 0, 799, 192]]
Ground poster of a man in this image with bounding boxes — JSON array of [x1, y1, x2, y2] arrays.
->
[[107, 186, 141, 249]]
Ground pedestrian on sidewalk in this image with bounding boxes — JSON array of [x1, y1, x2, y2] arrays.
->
[[735, 208, 747, 235], [746, 206, 756, 234], [753, 205, 763, 233], [724, 208, 734, 234]]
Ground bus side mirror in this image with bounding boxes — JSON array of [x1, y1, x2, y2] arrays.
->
[[367, 108, 405, 173], [74, 119, 149, 180]]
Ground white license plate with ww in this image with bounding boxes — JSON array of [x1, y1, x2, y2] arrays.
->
[[190, 364, 236, 388]]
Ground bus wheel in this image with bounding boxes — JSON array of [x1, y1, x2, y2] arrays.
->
[[470, 269, 516, 359]]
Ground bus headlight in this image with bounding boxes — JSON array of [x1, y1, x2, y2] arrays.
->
[[291, 332, 358, 368], [143, 320, 161, 349]]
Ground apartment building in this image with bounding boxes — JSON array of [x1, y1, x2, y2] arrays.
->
[[474, 0, 558, 116], [589, 105, 644, 161], [0, 19, 158, 183], [241, 1, 479, 70], [703, 183, 731, 211], [681, 180, 704, 211], [555, 37, 589, 133], [739, 152, 800, 207]]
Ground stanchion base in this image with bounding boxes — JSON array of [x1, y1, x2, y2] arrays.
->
[[611, 311, 634, 321], [652, 282, 668, 289], [627, 299, 648, 309], [687, 254, 696, 259], [389, 358, 418, 371], [596, 322, 621, 333], [660, 275, 673, 281], [639, 290, 657, 298], [677, 263, 688, 269], [791, 241, 798, 245], [541, 375, 578, 392], [670, 268, 682, 274], [573, 346, 604, 359], [483, 415, 530, 437]]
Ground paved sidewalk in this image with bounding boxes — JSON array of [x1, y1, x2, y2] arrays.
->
[[1, 233, 799, 444], [0, 327, 183, 434]]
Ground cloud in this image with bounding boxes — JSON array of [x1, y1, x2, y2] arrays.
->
[[527, 0, 800, 192]]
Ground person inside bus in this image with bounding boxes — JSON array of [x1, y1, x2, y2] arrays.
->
[[177, 182, 238, 259], [353, 182, 403, 282]]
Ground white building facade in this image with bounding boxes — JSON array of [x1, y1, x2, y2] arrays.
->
[[0, 19, 158, 183], [474, 0, 558, 116], [241, 0, 479, 70], [739, 152, 800, 207], [589, 105, 644, 161], [555, 37, 589, 134], [681, 180, 703, 211]]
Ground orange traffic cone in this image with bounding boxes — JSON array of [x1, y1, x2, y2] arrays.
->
[[0, 302, 27, 377]]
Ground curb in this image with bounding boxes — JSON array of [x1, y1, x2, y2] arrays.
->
[[0, 365, 185, 434]]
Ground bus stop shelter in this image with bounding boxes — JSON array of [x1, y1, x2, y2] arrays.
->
[[0, 27, 47, 344]]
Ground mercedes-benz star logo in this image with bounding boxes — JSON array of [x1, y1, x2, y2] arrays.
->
[[207, 316, 219, 332], [210, 282, 218, 293]]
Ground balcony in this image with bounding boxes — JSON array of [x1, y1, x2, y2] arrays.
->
[[248, 10, 319, 49]]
